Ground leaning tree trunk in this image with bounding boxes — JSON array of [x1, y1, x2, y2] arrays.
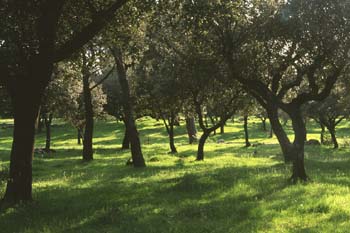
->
[[267, 106, 293, 162], [289, 111, 308, 182], [196, 131, 210, 161], [185, 117, 197, 144], [244, 115, 251, 147], [44, 113, 53, 151], [112, 47, 145, 167], [82, 74, 94, 161], [3, 78, 45, 204]]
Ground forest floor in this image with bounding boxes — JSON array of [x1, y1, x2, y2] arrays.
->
[[1, 117, 350, 233]]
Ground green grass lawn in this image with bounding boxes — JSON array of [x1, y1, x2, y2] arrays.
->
[[1, 117, 350, 233]]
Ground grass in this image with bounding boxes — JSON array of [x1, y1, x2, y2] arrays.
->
[[1, 116, 350, 232]]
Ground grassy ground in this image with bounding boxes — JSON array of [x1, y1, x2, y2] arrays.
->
[[1, 117, 350, 233]]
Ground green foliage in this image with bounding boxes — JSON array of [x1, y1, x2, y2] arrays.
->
[[1, 118, 350, 232]]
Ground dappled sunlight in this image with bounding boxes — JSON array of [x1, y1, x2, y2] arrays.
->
[[1, 117, 350, 232]]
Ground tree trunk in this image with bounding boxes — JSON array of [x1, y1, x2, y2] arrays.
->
[[112, 47, 145, 167], [261, 118, 267, 131], [289, 111, 308, 182], [121, 119, 130, 149], [77, 129, 83, 145], [196, 132, 210, 161], [244, 115, 251, 147], [220, 124, 224, 134], [3, 80, 44, 204], [185, 117, 197, 144], [82, 74, 94, 161], [169, 124, 177, 153], [44, 113, 53, 151], [320, 122, 325, 145], [327, 126, 338, 149], [267, 106, 293, 162], [269, 125, 273, 138]]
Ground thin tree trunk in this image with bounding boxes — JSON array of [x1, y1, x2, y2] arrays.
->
[[244, 115, 251, 147], [162, 115, 177, 153], [44, 113, 53, 151], [261, 118, 267, 131], [169, 124, 177, 153], [196, 132, 209, 161], [220, 124, 224, 134], [185, 117, 197, 144], [82, 73, 94, 161], [320, 122, 325, 145], [112, 47, 145, 167], [77, 129, 83, 145]]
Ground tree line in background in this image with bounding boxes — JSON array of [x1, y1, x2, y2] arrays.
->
[[0, 0, 349, 206]]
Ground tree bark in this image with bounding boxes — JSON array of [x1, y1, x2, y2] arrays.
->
[[289, 110, 308, 182], [196, 132, 210, 161], [244, 115, 251, 147], [82, 73, 94, 161], [112, 47, 145, 167], [44, 113, 53, 151], [267, 106, 293, 162], [185, 117, 197, 144], [328, 127, 338, 149], [121, 119, 130, 149], [162, 114, 177, 153], [3, 79, 44, 204]]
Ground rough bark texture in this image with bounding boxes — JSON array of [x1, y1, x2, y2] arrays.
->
[[244, 115, 251, 147], [82, 73, 94, 161], [112, 48, 145, 167]]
